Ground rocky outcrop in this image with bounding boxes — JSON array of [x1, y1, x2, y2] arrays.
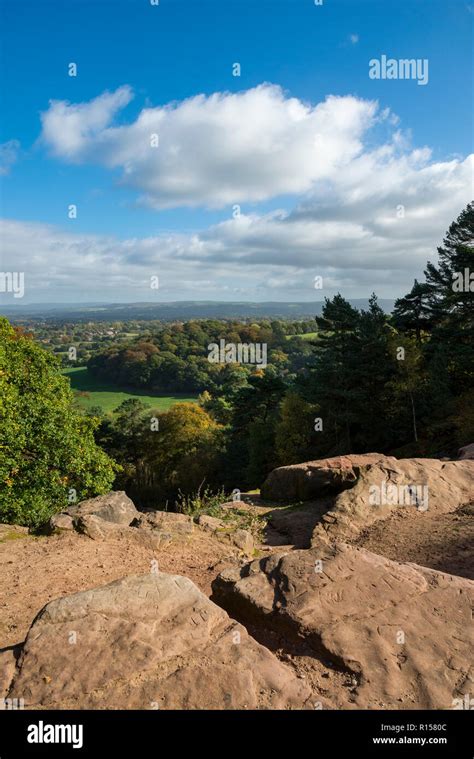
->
[[49, 491, 138, 531], [261, 455, 474, 547], [195, 515, 254, 555], [261, 454, 388, 501], [5, 574, 311, 710], [212, 543, 474, 709], [75, 514, 173, 550], [310, 457, 474, 547]]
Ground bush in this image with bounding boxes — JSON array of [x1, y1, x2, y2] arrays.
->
[[0, 318, 118, 527], [175, 485, 229, 517]]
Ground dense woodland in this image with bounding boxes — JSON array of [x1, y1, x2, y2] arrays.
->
[[1, 204, 473, 523], [91, 204, 474, 508]]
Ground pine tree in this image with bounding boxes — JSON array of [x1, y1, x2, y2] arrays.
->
[[392, 279, 433, 342], [424, 203, 474, 394], [309, 295, 360, 453]]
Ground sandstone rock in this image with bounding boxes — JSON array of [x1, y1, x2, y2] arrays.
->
[[212, 543, 474, 709], [458, 443, 474, 460], [0, 648, 18, 699], [5, 574, 311, 710], [49, 513, 75, 531], [196, 514, 226, 532], [261, 455, 474, 546], [230, 529, 254, 555], [219, 500, 249, 510], [133, 511, 193, 535], [261, 454, 388, 501], [67, 491, 138, 526], [76, 515, 172, 550], [311, 457, 474, 546]]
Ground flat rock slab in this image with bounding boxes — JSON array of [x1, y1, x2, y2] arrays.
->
[[5, 574, 311, 710], [212, 543, 474, 709]]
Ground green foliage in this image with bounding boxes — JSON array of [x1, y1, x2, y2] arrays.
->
[[64, 366, 198, 413], [275, 392, 318, 465], [96, 400, 224, 509], [87, 318, 314, 395], [175, 485, 229, 516], [0, 318, 118, 527]]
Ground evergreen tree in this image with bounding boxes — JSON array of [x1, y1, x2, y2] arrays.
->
[[392, 279, 433, 342], [309, 295, 360, 453]]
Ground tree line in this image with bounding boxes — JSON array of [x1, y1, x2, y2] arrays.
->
[[1, 203, 472, 523]]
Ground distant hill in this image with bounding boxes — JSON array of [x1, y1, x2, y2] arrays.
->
[[0, 299, 395, 322]]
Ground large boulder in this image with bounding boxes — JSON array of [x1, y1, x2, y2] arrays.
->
[[50, 491, 138, 530], [310, 457, 474, 546], [261, 455, 474, 546], [5, 574, 311, 710], [75, 514, 172, 550], [261, 454, 389, 501], [212, 543, 474, 709]]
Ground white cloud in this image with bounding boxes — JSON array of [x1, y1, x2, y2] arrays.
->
[[4, 84, 471, 302], [40, 86, 133, 160], [1, 150, 472, 301], [0, 140, 20, 175], [350, 34, 359, 44], [39, 84, 379, 209]]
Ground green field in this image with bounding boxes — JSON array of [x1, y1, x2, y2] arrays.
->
[[287, 332, 319, 341], [63, 367, 198, 414]]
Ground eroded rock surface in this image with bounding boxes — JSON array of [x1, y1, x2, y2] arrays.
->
[[49, 491, 138, 531], [261, 454, 388, 501], [5, 573, 312, 710], [212, 543, 474, 709], [132, 511, 193, 535], [310, 457, 474, 546]]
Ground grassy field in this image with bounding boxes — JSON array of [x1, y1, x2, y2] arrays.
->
[[287, 332, 319, 341], [63, 367, 198, 414]]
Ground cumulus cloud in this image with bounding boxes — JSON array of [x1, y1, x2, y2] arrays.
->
[[0, 140, 20, 175], [1, 147, 472, 302], [40, 86, 133, 160], [39, 84, 380, 209], [4, 83, 471, 302]]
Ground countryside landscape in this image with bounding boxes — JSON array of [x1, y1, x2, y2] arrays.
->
[[0, 0, 473, 751]]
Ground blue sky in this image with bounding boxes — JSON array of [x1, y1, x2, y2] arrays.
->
[[0, 0, 472, 303]]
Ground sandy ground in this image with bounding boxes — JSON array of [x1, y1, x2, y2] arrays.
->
[[354, 502, 474, 579], [1, 497, 472, 710], [0, 528, 238, 651]]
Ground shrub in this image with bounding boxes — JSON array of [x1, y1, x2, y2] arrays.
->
[[0, 318, 118, 527]]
